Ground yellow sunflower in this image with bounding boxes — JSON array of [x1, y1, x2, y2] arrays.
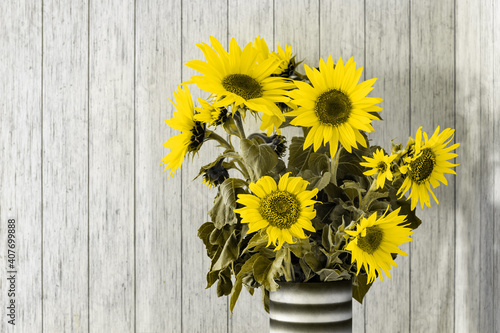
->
[[194, 97, 228, 128], [288, 56, 383, 157], [345, 208, 413, 283], [254, 36, 293, 76], [398, 126, 460, 210], [185, 36, 293, 123], [360, 148, 397, 189], [234, 173, 318, 251], [161, 85, 206, 177]]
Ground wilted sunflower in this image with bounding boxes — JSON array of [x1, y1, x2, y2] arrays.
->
[[161, 85, 205, 177], [398, 126, 460, 209], [185, 36, 293, 124], [345, 208, 413, 283], [360, 148, 397, 189], [234, 173, 318, 251], [194, 98, 229, 128], [288, 56, 382, 157]]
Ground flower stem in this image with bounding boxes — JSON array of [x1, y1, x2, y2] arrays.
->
[[234, 111, 246, 139], [207, 132, 233, 150], [330, 146, 342, 186]]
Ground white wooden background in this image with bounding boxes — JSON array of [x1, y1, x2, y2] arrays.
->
[[0, 1, 498, 332]]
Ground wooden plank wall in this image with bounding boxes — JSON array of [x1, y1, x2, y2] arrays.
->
[[0, 1, 498, 332]]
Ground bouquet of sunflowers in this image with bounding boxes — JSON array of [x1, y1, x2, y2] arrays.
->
[[161, 36, 460, 312]]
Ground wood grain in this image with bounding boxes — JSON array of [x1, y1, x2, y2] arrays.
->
[[226, 1, 274, 331], [319, 2, 365, 332], [0, 1, 498, 332], [42, 1, 89, 332], [135, 0, 183, 332], [456, 0, 496, 332], [0, 2, 43, 332], [410, 0, 456, 332], [180, 1, 229, 332], [363, 2, 411, 333], [88, 1, 135, 331]]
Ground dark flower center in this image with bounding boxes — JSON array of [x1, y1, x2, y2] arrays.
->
[[357, 226, 383, 254], [188, 122, 206, 152], [259, 191, 300, 229], [377, 161, 387, 173], [409, 148, 436, 184], [222, 74, 263, 100], [315, 89, 352, 126]]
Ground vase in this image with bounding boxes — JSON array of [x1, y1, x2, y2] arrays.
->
[[269, 280, 352, 333]]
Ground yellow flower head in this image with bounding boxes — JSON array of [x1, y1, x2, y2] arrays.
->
[[161, 85, 205, 177], [234, 173, 318, 251], [360, 148, 397, 189], [345, 208, 413, 283], [194, 97, 229, 128], [288, 56, 382, 158], [185, 36, 294, 125], [398, 126, 460, 209]]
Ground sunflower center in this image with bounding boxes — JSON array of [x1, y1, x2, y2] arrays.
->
[[315, 89, 352, 126], [188, 121, 206, 152], [259, 191, 301, 229], [377, 161, 387, 173], [409, 148, 436, 184], [357, 226, 383, 254], [222, 74, 263, 100]]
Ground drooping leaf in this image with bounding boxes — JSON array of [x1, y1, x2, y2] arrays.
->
[[209, 193, 238, 228], [253, 250, 286, 291], [217, 267, 233, 297], [308, 153, 329, 175], [307, 172, 332, 192], [288, 136, 310, 172], [241, 138, 279, 179], [352, 274, 373, 304], [212, 230, 240, 271]]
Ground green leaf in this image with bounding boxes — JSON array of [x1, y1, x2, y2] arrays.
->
[[308, 153, 329, 175], [212, 230, 240, 271], [322, 225, 334, 253], [242, 230, 268, 254], [352, 274, 373, 304], [217, 268, 233, 297], [241, 138, 279, 179], [253, 250, 286, 291], [317, 268, 350, 281], [288, 238, 312, 258], [220, 178, 248, 208], [209, 193, 237, 229], [307, 172, 332, 192], [230, 277, 243, 314], [198, 222, 216, 254], [230, 253, 261, 313], [288, 137, 310, 173], [206, 270, 219, 289]]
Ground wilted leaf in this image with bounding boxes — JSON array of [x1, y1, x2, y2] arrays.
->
[[253, 250, 286, 291], [352, 274, 373, 304], [212, 230, 240, 271], [241, 138, 279, 179]]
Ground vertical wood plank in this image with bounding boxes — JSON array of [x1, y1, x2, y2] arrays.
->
[[319, 2, 365, 332], [488, 1, 500, 332], [181, 1, 228, 332], [42, 1, 89, 332], [0, 2, 42, 332], [275, 0, 320, 159], [226, 1, 274, 331], [135, 0, 183, 332], [363, 2, 411, 333], [494, 4, 500, 332], [456, 0, 496, 331], [88, 1, 135, 331], [410, 1, 455, 332]]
